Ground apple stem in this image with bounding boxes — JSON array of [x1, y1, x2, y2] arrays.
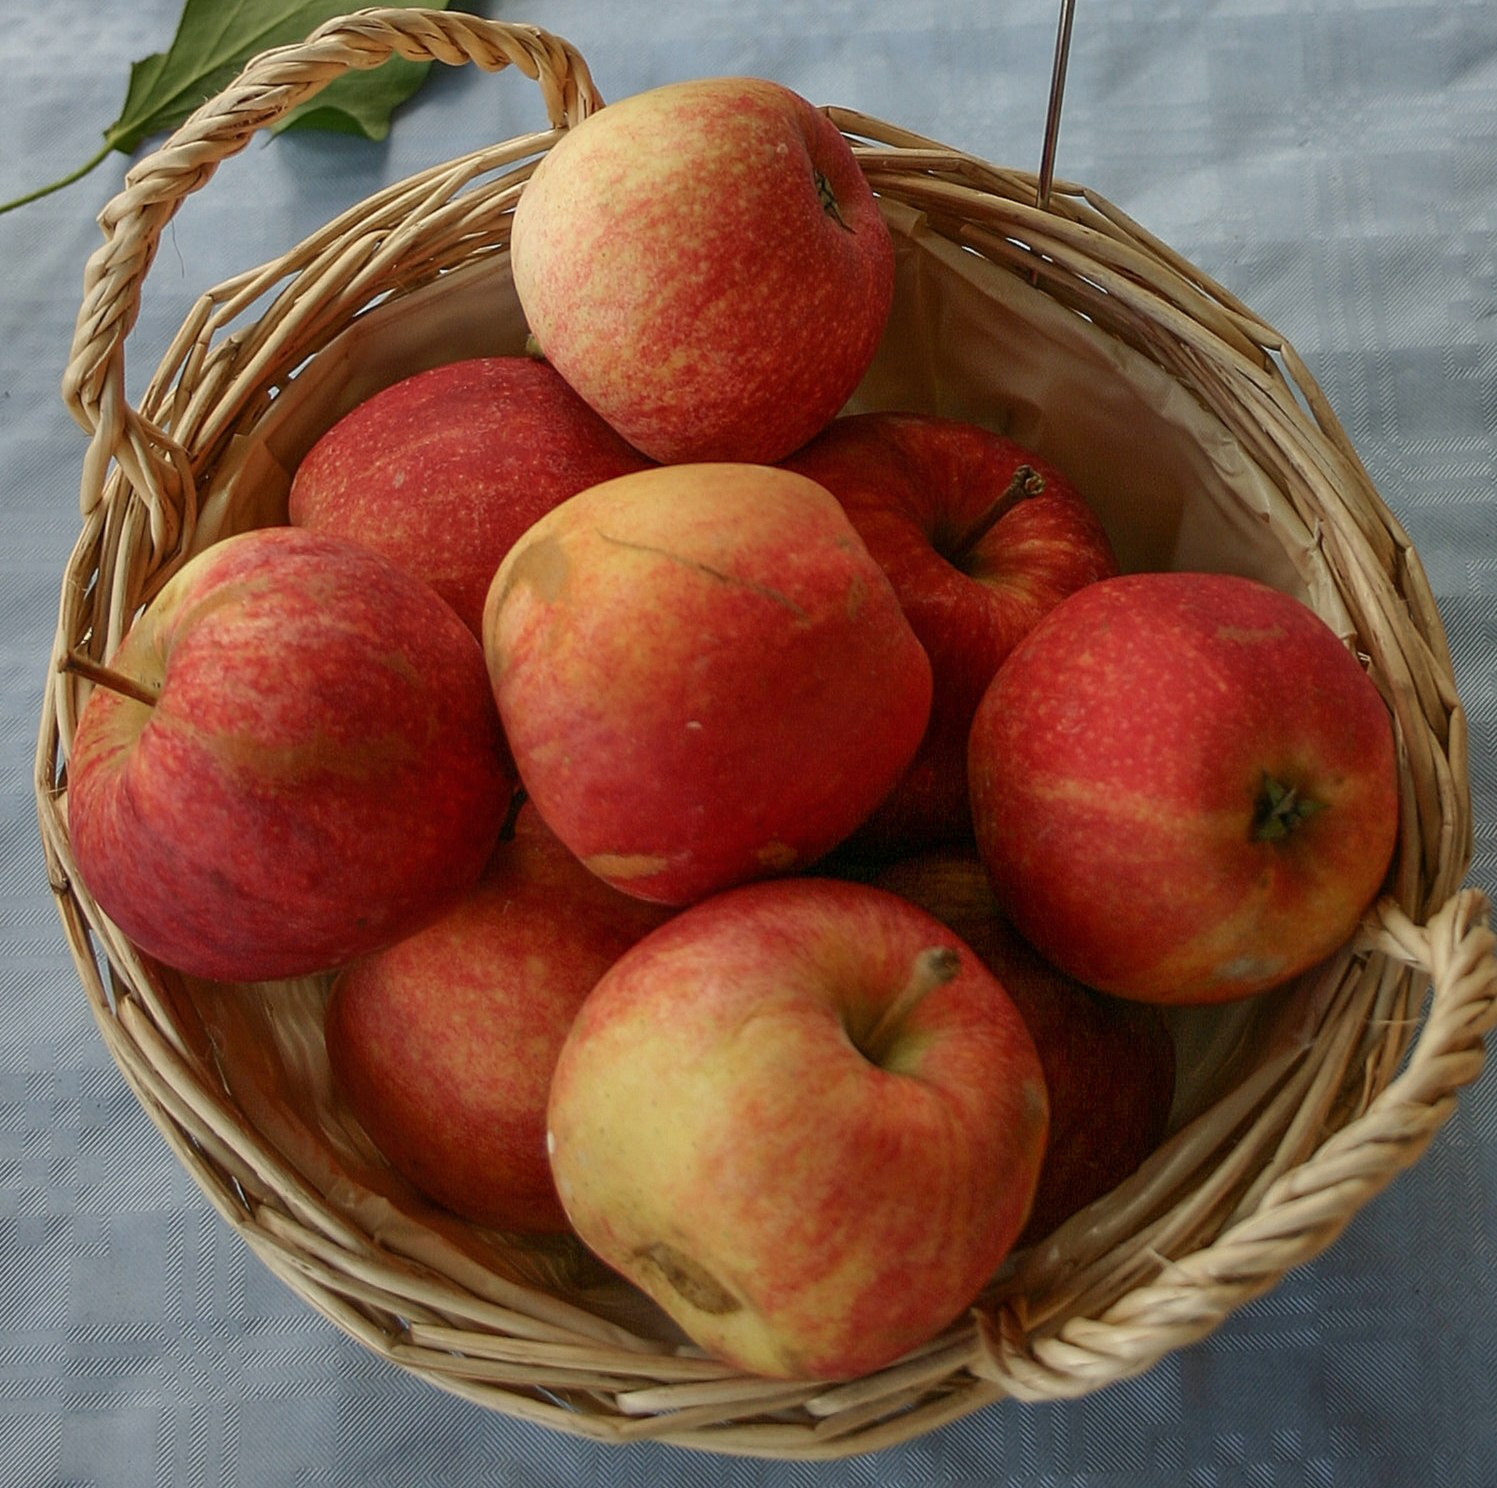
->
[[861, 945, 962, 1065], [59, 649, 158, 709], [815, 169, 852, 232], [1253, 772, 1326, 841], [497, 786, 529, 842], [947, 464, 1047, 568]]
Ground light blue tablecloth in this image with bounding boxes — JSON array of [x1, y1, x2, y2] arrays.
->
[[2, 1, 1494, 1483]]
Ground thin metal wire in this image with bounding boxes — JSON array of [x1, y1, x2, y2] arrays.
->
[[1036, 0, 1077, 209]]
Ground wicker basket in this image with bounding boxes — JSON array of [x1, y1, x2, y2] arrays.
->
[[34, 6, 1497, 1460]]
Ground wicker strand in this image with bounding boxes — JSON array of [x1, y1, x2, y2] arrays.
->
[[975, 890, 1497, 1402], [35, 9, 1497, 1457], [61, 9, 600, 586]]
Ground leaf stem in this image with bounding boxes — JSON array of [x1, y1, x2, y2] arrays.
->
[[0, 141, 116, 217]]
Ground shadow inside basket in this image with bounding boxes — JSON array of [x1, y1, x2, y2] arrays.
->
[[120, 199, 1414, 1379]]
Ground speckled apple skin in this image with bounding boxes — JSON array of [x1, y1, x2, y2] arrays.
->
[[510, 77, 895, 465], [288, 357, 652, 637], [968, 571, 1400, 1005], [325, 805, 672, 1233], [874, 848, 1175, 1242], [68, 527, 514, 983], [483, 464, 934, 906], [783, 411, 1120, 852], [545, 876, 1049, 1381]]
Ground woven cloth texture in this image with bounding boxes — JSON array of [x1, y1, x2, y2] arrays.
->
[[2, 0, 1495, 1483]]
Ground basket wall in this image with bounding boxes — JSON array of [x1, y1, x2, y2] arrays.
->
[[32, 7, 1497, 1460]]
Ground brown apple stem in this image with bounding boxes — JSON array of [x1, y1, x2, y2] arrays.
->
[[59, 649, 158, 709], [861, 945, 962, 1065], [496, 786, 529, 842], [946, 464, 1047, 567]]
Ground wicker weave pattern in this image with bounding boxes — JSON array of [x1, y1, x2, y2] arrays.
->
[[33, 7, 1497, 1459]]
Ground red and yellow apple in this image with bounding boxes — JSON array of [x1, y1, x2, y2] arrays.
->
[[968, 571, 1401, 1004], [510, 77, 895, 465], [482, 462, 933, 905], [783, 411, 1119, 852], [66, 527, 514, 983], [545, 875, 1049, 1380], [874, 848, 1175, 1241], [288, 356, 652, 637], [324, 804, 672, 1233]]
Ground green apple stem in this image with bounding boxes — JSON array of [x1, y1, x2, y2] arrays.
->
[[1252, 772, 1326, 840], [59, 649, 158, 709], [947, 464, 1047, 568], [815, 169, 852, 232], [861, 945, 962, 1065]]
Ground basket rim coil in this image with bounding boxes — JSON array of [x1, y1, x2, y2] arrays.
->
[[33, 5, 1497, 1460]]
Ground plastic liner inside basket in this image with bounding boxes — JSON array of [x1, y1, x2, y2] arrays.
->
[[177, 193, 1371, 1346], [206, 198, 1343, 627]]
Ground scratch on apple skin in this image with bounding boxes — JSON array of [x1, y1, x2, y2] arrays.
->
[[594, 530, 810, 618], [1214, 623, 1288, 645]]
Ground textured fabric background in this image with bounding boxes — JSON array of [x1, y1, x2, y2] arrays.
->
[[2, 1, 1494, 1483]]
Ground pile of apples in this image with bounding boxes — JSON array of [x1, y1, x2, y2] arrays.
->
[[65, 77, 1401, 1384]]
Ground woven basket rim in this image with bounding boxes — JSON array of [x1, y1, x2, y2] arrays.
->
[[32, 5, 1497, 1459]]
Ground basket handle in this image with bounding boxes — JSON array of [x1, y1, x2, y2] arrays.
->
[[977, 885, 1497, 1399], [61, 7, 600, 531]]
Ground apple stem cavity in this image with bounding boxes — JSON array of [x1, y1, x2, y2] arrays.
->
[[1252, 772, 1327, 841], [861, 945, 962, 1065], [946, 464, 1047, 569], [814, 169, 852, 232], [60, 649, 158, 709]]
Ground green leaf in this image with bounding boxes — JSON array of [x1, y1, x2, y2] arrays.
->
[[1, 0, 451, 215], [273, 51, 441, 142]]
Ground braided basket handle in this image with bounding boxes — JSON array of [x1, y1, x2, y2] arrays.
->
[[978, 885, 1497, 1399], [60, 7, 600, 529]]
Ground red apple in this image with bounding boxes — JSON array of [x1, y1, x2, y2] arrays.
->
[[509, 77, 894, 465], [482, 462, 933, 906], [287, 356, 653, 636], [968, 571, 1401, 1004], [873, 849, 1175, 1242], [324, 804, 673, 1233], [783, 411, 1119, 852], [66, 527, 514, 983], [545, 876, 1049, 1380]]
